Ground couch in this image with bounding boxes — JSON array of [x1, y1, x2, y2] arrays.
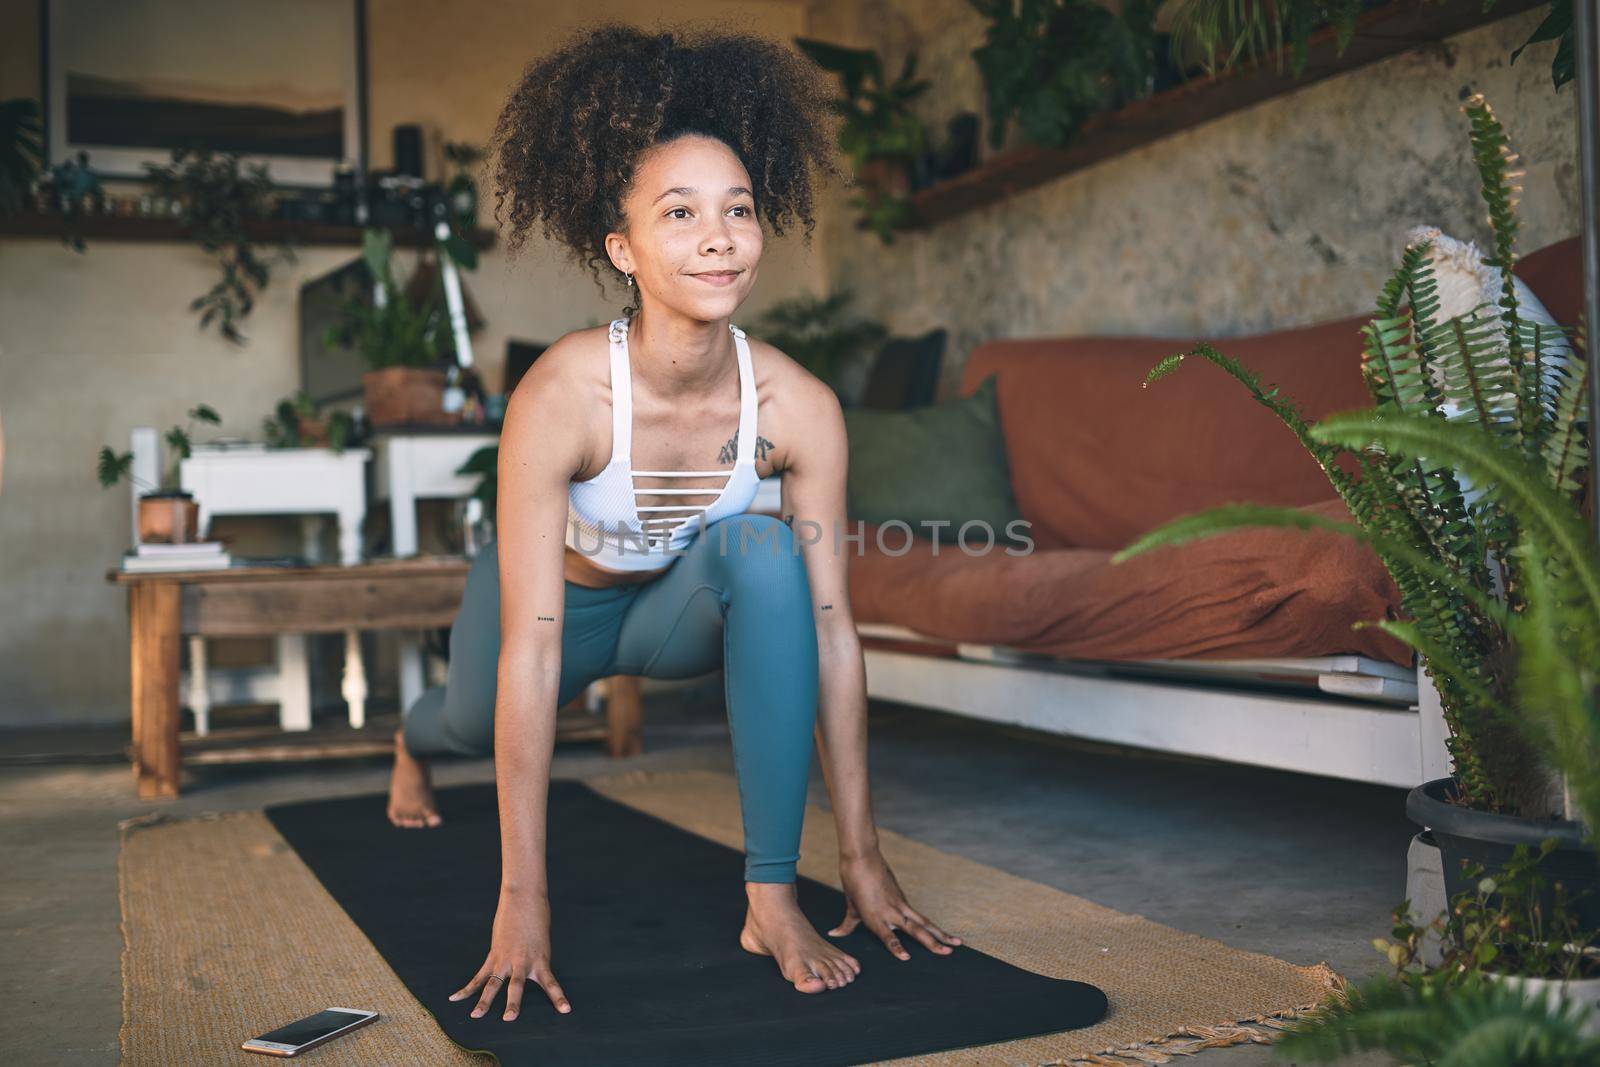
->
[[844, 235, 1586, 788]]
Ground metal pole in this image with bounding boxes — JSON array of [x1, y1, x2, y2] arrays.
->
[[1578, 0, 1600, 544]]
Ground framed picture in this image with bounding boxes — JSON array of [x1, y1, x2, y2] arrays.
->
[[41, 0, 367, 189]]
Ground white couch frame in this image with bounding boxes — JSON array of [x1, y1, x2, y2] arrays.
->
[[856, 622, 1451, 789]]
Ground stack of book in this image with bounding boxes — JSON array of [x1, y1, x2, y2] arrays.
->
[[120, 540, 233, 572]]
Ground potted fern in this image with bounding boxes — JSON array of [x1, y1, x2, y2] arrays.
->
[[1114, 91, 1596, 973], [1224, 426, 1600, 1055]]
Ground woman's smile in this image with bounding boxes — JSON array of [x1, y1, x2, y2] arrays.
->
[[690, 269, 743, 286]]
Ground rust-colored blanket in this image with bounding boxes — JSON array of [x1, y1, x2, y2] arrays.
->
[[847, 499, 1411, 666]]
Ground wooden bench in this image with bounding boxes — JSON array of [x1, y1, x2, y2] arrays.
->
[[107, 557, 642, 798]]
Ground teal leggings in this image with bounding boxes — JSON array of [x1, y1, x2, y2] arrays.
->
[[402, 513, 820, 883]]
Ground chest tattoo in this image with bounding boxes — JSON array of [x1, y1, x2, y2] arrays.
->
[[718, 430, 775, 464]]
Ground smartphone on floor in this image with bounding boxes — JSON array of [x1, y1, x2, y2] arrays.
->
[[241, 1007, 378, 1056]]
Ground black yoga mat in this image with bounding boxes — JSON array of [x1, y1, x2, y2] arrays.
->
[[266, 780, 1108, 1066]]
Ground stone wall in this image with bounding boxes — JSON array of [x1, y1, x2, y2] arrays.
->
[[807, 2, 1580, 400]]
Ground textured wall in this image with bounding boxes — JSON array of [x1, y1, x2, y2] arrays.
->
[[809, 3, 1581, 400]]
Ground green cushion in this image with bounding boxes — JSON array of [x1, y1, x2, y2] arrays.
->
[[842, 374, 1026, 545]]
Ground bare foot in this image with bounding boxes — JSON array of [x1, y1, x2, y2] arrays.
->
[[387, 729, 442, 829], [739, 882, 861, 994]]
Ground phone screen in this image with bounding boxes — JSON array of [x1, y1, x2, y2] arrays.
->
[[255, 1009, 369, 1047]]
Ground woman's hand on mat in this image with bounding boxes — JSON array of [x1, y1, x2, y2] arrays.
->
[[450, 890, 572, 1020], [830, 850, 963, 961]]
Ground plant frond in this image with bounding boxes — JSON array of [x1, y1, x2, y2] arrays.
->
[[1514, 525, 1600, 837], [1541, 315, 1591, 495], [1311, 411, 1600, 626], [1362, 619, 1512, 731], [1274, 973, 1600, 1064]]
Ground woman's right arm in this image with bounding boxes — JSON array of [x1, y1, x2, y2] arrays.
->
[[449, 343, 588, 1021]]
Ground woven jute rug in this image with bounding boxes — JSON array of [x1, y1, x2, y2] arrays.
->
[[120, 768, 1344, 1066]]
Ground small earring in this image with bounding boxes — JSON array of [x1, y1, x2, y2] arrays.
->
[[626, 271, 634, 287]]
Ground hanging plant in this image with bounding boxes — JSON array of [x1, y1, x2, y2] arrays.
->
[[142, 144, 296, 346]]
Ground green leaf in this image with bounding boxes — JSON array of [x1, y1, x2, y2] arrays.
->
[[96, 445, 132, 488], [443, 233, 477, 272], [165, 426, 192, 461], [1310, 411, 1600, 626]]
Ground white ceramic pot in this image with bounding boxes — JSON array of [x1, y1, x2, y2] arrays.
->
[[1485, 971, 1600, 1037]]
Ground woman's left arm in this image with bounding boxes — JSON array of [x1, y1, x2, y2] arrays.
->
[[778, 376, 963, 959]]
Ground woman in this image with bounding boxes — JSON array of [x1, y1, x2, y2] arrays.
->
[[386, 23, 962, 1021]]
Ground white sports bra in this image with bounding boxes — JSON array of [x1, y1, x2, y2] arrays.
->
[[565, 315, 761, 572]]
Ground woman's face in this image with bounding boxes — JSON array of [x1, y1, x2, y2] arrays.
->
[[608, 133, 763, 322]]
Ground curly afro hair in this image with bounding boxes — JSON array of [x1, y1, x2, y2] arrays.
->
[[484, 22, 843, 298]]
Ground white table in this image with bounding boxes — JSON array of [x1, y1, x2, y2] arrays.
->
[[178, 444, 373, 732], [371, 431, 498, 714], [183, 445, 371, 566]]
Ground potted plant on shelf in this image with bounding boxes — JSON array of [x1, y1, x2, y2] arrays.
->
[[261, 390, 357, 451], [1113, 92, 1596, 1017], [322, 228, 456, 428], [793, 37, 930, 243], [96, 404, 222, 543], [968, 0, 1163, 152], [1164, 0, 1574, 91]]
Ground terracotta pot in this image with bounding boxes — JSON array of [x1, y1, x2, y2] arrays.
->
[[362, 367, 459, 428], [295, 415, 333, 447], [138, 492, 200, 544]]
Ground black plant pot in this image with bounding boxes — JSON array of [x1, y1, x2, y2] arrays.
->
[[1406, 777, 1600, 929]]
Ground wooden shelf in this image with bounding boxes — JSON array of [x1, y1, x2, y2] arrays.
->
[[0, 211, 497, 250], [901, 0, 1544, 230]]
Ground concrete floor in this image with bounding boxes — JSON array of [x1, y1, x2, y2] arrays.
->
[[0, 687, 1404, 1066]]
